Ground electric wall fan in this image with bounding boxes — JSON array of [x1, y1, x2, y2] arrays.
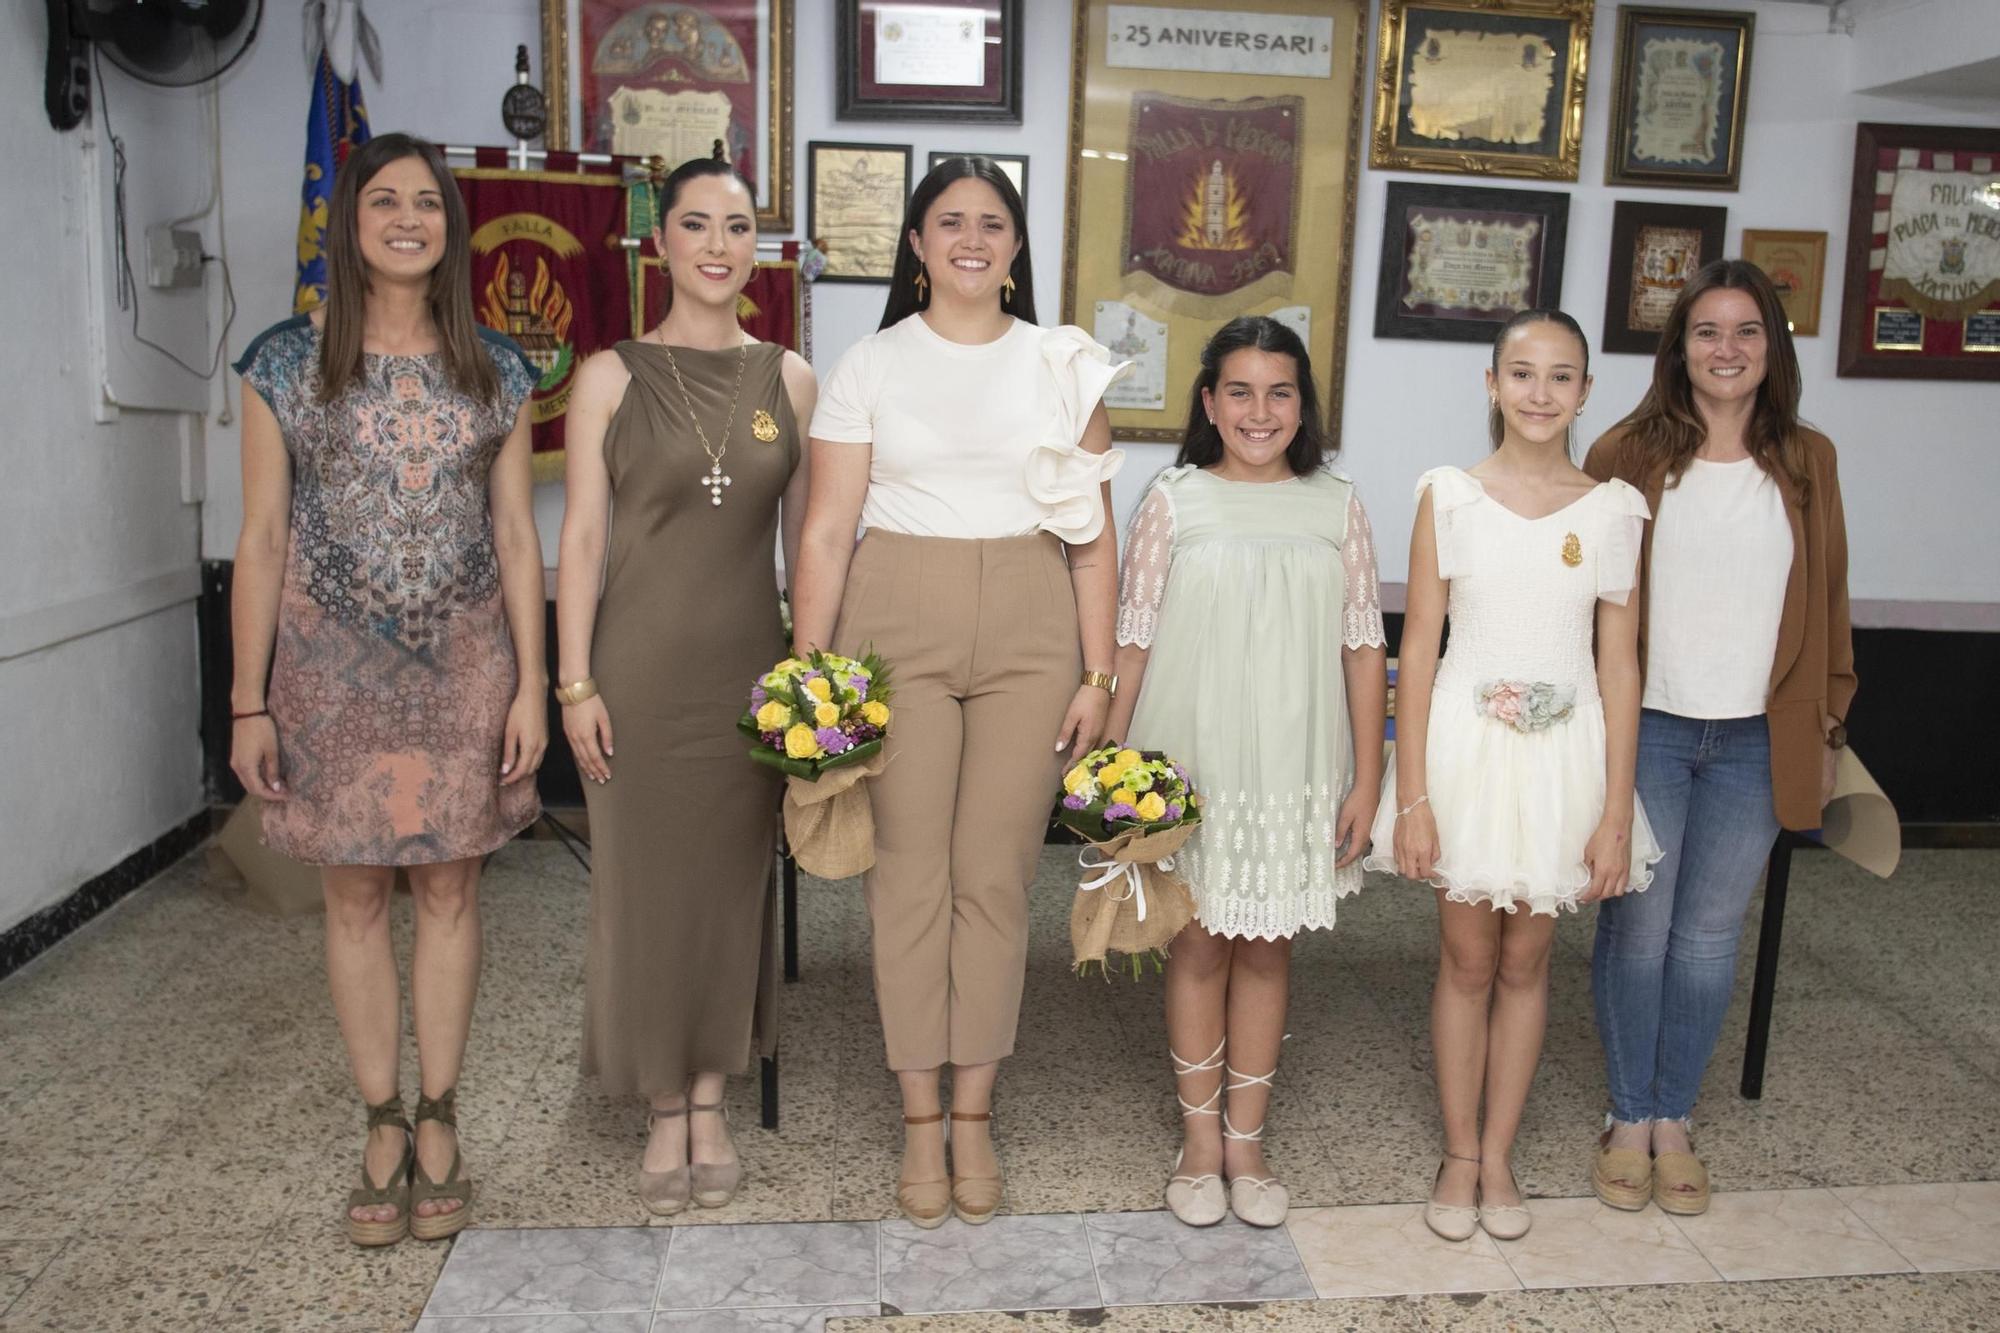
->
[[46, 0, 264, 129]]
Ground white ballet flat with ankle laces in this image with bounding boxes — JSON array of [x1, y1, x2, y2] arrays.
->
[[1424, 1150, 1481, 1242], [1221, 1063, 1288, 1228], [1164, 1038, 1228, 1227]]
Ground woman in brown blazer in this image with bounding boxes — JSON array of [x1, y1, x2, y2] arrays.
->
[[1584, 259, 1855, 1217]]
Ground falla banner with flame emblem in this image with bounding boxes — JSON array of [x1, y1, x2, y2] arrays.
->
[[456, 161, 636, 481], [1122, 94, 1302, 314]]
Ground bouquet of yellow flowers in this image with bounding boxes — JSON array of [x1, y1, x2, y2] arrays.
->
[[739, 650, 894, 878], [1057, 745, 1202, 978]]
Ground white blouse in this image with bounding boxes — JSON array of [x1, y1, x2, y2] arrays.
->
[[808, 315, 1130, 542], [1644, 457, 1794, 720]]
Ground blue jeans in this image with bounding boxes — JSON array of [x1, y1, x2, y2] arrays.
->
[[1591, 709, 1781, 1124]]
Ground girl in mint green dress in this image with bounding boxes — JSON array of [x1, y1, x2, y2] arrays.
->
[[1106, 317, 1388, 1230]]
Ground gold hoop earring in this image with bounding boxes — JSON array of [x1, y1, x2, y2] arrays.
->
[[914, 268, 928, 299]]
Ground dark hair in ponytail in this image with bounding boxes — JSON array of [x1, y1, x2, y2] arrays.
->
[[1176, 315, 1329, 476]]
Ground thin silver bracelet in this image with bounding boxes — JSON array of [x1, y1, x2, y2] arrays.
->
[[1395, 794, 1430, 818]]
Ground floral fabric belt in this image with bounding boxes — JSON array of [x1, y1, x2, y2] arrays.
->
[[1474, 679, 1577, 733]]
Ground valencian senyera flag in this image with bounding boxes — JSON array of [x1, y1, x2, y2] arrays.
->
[[456, 152, 640, 482], [295, 51, 371, 313], [1122, 93, 1303, 317]]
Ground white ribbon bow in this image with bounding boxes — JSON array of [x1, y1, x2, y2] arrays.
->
[[1077, 848, 1177, 923]]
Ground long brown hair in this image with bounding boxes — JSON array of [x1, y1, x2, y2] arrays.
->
[[1613, 258, 1812, 498], [317, 133, 499, 406]]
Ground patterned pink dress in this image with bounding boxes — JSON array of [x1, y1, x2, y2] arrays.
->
[[234, 316, 540, 865]]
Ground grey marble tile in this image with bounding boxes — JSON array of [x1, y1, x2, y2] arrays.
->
[[878, 1212, 1098, 1314], [1084, 1208, 1315, 1306], [654, 1221, 878, 1311], [652, 1306, 880, 1331], [422, 1228, 669, 1318], [414, 1317, 653, 1333]]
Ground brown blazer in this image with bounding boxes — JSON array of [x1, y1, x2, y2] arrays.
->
[[1584, 425, 1857, 831]]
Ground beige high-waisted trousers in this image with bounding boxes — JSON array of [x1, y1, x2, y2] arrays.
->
[[834, 529, 1080, 1070]]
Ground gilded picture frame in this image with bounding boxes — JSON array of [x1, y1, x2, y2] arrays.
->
[[1375, 181, 1570, 343], [1740, 228, 1826, 337], [1371, 0, 1592, 182], [1837, 121, 2000, 381], [540, 0, 794, 231], [1606, 6, 1754, 190], [808, 141, 912, 284], [1061, 0, 1370, 443], [1602, 199, 1726, 356]]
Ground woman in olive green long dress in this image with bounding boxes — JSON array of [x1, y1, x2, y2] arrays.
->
[[555, 157, 816, 1214]]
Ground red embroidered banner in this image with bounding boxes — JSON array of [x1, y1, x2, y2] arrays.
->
[[638, 241, 806, 355], [456, 154, 636, 481], [1122, 93, 1302, 314]]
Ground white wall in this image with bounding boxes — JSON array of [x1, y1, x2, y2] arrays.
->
[[199, 0, 2000, 610], [0, 9, 206, 930]]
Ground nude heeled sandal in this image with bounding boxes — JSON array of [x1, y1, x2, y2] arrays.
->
[[1221, 1063, 1288, 1228], [1165, 1038, 1227, 1228], [1593, 1129, 1655, 1212], [409, 1088, 473, 1242], [346, 1095, 413, 1248], [1653, 1147, 1711, 1215], [689, 1100, 743, 1208], [898, 1112, 951, 1229], [949, 1110, 1003, 1224], [638, 1103, 692, 1216], [1424, 1150, 1481, 1242]]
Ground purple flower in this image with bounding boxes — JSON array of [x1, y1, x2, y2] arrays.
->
[[1165, 803, 1183, 820], [851, 675, 870, 700], [1062, 793, 1089, 810], [815, 727, 853, 754], [750, 685, 768, 708], [1106, 802, 1140, 822]]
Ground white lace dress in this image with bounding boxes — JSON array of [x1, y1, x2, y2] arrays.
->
[[1362, 466, 1665, 915], [1118, 465, 1387, 940]]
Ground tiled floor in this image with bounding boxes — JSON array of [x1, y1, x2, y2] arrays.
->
[[0, 837, 1996, 1331]]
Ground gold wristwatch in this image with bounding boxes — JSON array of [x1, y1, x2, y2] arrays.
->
[[1082, 669, 1118, 697]]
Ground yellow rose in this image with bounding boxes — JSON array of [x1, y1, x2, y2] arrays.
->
[[1111, 787, 1137, 807], [775, 657, 804, 673], [1097, 764, 1125, 788], [784, 724, 821, 759], [814, 701, 840, 727], [1136, 792, 1167, 821], [1062, 764, 1095, 796], [862, 700, 891, 727], [754, 700, 793, 731], [805, 677, 833, 701], [1116, 747, 1142, 766]]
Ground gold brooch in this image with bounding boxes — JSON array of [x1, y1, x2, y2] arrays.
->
[[751, 409, 779, 443], [1561, 532, 1583, 567]]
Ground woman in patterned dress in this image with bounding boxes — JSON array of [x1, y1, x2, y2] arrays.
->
[[229, 134, 547, 1246]]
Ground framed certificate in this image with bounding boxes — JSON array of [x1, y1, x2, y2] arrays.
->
[[1606, 7, 1754, 190], [1741, 229, 1827, 337], [1374, 181, 1570, 343], [540, 0, 794, 230], [1838, 122, 2000, 381], [928, 150, 1028, 207], [1062, 0, 1369, 443], [837, 0, 1022, 123], [1602, 200, 1727, 356], [808, 141, 912, 284], [1371, 0, 1593, 181]]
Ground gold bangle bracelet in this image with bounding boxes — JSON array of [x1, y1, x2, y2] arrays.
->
[[1081, 669, 1118, 696], [554, 678, 598, 706]]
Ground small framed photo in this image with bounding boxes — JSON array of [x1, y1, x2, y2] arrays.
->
[[1606, 7, 1755, 190], [808, 141, 912, 284], [1741, 229, 1827, 336], [1838, 121, 2000, 380], [927, 151, 1028, 208], [1374, 181, 1571, 343], [837, 0, 1022, 124], [1602, 200, 1728, 355], [1371, 0, 1593, 181]]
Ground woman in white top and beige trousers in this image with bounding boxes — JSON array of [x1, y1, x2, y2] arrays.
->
[[792, 158, 1128, 1228]]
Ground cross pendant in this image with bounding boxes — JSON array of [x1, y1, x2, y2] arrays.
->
[[702, 462, 732, 506]]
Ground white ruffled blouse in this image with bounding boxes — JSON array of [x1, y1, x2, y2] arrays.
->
[[809, 315, 1130, 543]]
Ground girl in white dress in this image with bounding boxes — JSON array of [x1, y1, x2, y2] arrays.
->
[[1108, 317, 1388, 1228], [1364, 310, 1661, 1242]]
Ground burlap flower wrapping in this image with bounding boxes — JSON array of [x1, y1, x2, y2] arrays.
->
[[1069, 821, 1198, 972], [781, 748, 887, 879]]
